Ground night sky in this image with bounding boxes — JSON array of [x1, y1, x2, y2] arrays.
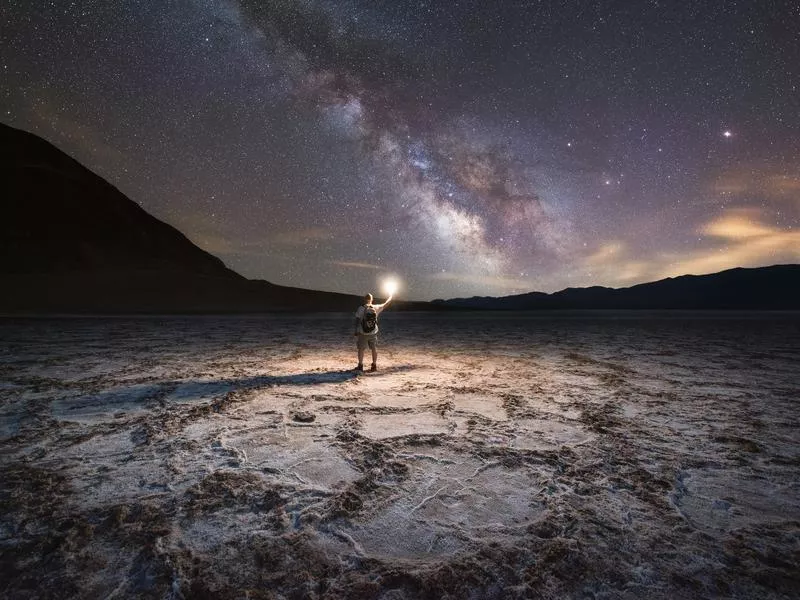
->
[[3, 1, 799, 300]]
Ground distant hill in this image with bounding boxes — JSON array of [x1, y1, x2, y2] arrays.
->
[[435, 264, 800, 310], [1, 123, 241, 279], [0, 122, 428, 313]]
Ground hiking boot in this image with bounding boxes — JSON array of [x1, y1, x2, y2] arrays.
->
[[355, 364, 364, 372], [369, 363, 377, 372]]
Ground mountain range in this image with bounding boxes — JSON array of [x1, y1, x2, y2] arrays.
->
[[1, 122, 797, 313], [433, 264, 799, 310]]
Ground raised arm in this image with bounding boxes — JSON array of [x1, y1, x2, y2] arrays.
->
[[375, 294, 393, 312]]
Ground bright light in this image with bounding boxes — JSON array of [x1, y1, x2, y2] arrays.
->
[[382, 278, 399, 297]]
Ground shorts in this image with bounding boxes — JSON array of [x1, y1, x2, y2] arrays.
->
[[356, 334, 377, 350]]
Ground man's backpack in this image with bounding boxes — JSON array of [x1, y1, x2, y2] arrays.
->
[[361, 305, 378, 333]]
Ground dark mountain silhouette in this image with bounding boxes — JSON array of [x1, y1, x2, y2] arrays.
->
[[434, 264, 800, 310], [2, 124, 240, 278], [2, 122, 796, 313], [0, 122, 428, 313]]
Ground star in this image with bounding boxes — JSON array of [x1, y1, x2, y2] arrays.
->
[[723, 130, 733, 138]]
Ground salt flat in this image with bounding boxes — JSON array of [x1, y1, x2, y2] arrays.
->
[[1, 312, 798, 599]]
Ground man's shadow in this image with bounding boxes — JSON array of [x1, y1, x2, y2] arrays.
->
[[229, 364, 416, 389], [60, 367, 420, 416]]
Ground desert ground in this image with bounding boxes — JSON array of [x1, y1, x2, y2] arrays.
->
[[1, 312, 798, 599]]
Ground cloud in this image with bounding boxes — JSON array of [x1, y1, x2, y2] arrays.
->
[[574, 241, 650, 287], [579, 209, 800, 287], [659, 209, 800, 277], [584, 242, 625, 266], [179, 217, 333, 258], [331, 260, 384, 270], [701, 210, 778, 239], [428, 271, 534, 294]]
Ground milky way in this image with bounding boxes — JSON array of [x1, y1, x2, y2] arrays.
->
[[3, 1, 798, 299]]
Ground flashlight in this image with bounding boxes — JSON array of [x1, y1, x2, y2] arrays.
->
[[383, 278, 399, 297]]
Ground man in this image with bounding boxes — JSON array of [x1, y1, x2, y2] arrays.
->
[[353, 292, 393, 372]]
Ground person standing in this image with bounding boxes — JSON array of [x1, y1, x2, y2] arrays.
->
[[354, 292, 393, 371]]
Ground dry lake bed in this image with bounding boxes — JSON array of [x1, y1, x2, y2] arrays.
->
[[1, 312, 798, 599]]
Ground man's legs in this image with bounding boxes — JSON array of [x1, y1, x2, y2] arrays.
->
[[368, 337, 378, 371], [356, 335, 366, 370]]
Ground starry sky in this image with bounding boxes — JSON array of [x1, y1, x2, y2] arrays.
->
[[3, 1, 799, 300]]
